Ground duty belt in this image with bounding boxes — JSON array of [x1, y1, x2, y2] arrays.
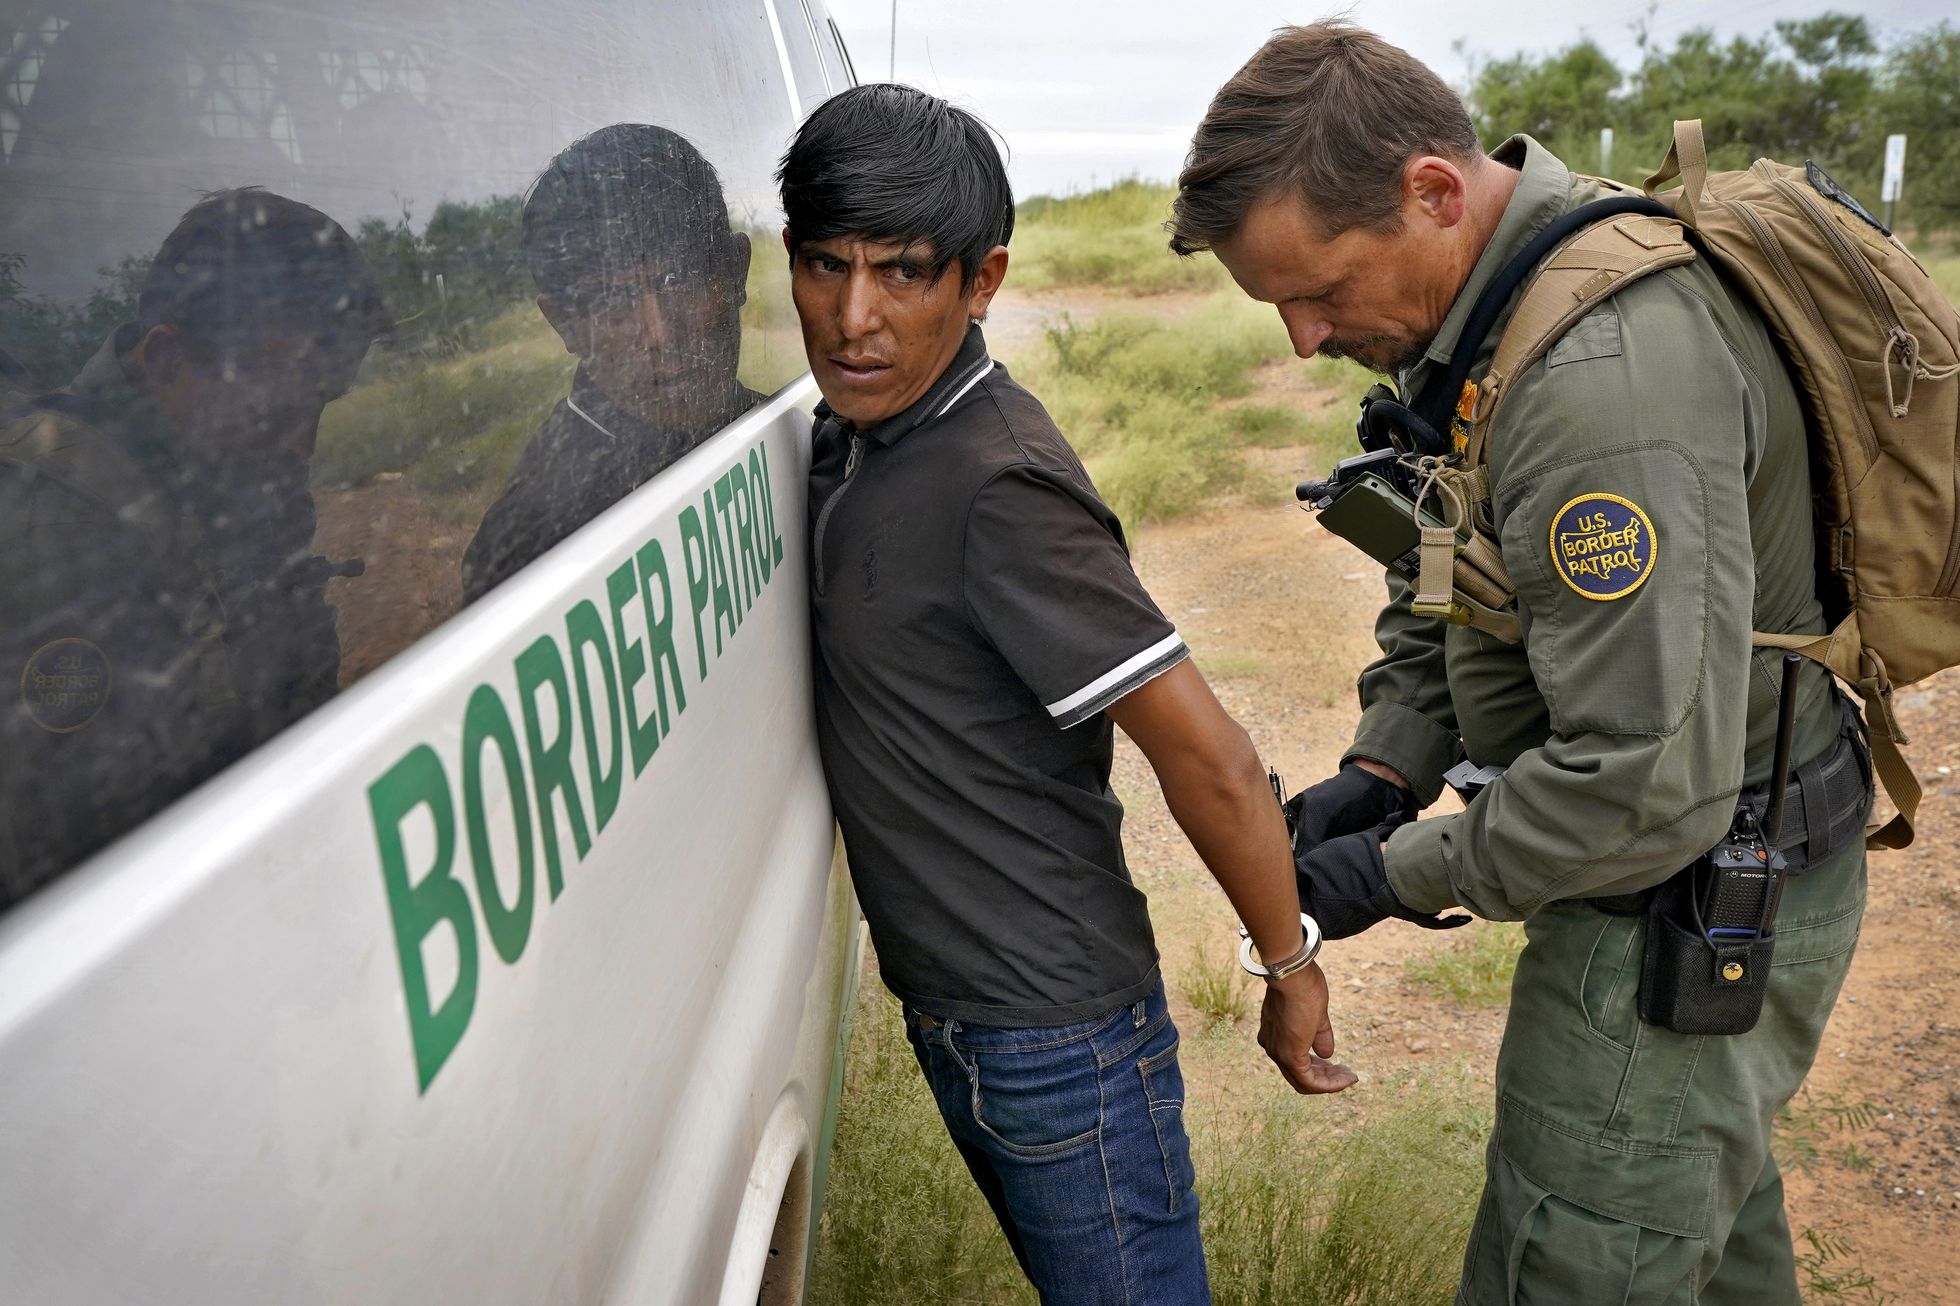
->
[[1591, 703, 1874, 915], [1737, 708, 1874, 873]]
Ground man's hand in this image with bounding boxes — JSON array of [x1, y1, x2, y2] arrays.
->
[[1298, 825, 1472, 939], [1257, 961, 1357, 1094], [1106, 661, 1364, 1089]]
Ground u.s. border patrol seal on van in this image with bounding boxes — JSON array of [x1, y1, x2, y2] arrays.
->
[[1550, 492, 1656, 601], [21, 637, 112, 733]]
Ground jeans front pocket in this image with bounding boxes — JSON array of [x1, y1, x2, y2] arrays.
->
[[960, 1035, 1103, 1160], [1137, 1036, 1196, 1215]]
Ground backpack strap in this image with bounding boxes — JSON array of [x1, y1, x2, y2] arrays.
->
[[1466, 213, 1697, 460], [1410, 207, 1697, 645], [1391, 200, 1692, 645], [1753, 620, 1918, 849], [1642, 119, 1713, 228], [1414, 196, 1679, 444]]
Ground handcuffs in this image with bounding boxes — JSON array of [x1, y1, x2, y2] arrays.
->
[[1237, 911, 1324, 983]]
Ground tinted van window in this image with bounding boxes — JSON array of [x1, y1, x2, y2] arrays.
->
[[772, 0, 833, 111], [0, 0, 805, 908], [820, 16, 857, 92]]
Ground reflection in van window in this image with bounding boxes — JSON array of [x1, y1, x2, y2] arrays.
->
[[0, 190, 389, 903], [0, 1, 804, 909], [461, 125, 761, 602]]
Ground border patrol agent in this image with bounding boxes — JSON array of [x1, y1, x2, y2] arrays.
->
[[1171, 23, 1873, 1303], [0, 189, 385, 909]]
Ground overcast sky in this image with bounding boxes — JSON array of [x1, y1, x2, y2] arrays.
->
[[823, 0, 1949, 198]]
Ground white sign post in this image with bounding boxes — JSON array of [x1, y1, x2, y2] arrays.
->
[[1882, 134, 1907, 228], [1600, 127, 1614, 178]]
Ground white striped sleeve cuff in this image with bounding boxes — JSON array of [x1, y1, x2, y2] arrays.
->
[[1044, 631, 1190, 729]]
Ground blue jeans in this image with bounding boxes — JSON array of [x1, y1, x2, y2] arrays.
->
[[903, 980, 1210, 1305]]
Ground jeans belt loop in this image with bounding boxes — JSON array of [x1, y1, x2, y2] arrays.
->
[[1131, 999, 1147, 1028]]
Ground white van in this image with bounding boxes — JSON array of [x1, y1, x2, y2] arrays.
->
[[0, 4, 860, 1302]]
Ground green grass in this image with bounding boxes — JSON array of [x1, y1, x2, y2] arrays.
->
[[1012, 179, 1230, 295], [1402, 923, 1527, 1006], [1769, 1093, 1890, 1302], [1180, 941, 1255, 1029], [1793, 1228, 1887, 1304], [1187, 646, 1267, 681], [1016, 300, 1362, 523], [311, 298, 804, 522], [810, 987, 1491, 1306], [1199, 1069, 1489, 1304], [1923, 249, 1960, 303], [312, 302, 572, 495], [1773, 1093, 1881, 1179]]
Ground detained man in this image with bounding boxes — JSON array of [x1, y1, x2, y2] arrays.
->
[[781, 84, 1354, 1304], [462, 124, 759, 601]]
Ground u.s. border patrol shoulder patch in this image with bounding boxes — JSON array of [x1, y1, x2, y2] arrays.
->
[[1549, 493, 1657, 601]]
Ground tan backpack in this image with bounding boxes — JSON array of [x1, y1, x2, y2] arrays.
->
[[1434, 119, 1960, 848]]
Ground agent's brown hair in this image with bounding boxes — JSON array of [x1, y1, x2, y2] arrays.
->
[[1169, 22, 1479, 253]]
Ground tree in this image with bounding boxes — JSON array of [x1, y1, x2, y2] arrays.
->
[[1466, 12, 1887, 195], [356, 195, 527, 358], [1874, 23, 1960, 224], [1469, 41, 1621, 149]]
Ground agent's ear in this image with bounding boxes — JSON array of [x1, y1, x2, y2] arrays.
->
[[728, 230, 752, 308], [124, 323, 184, 390], [961, 245, 1011, 322], [535, 293, 589, 358], [126, 324, 204, 432], [1404, 155, 1469, 230]]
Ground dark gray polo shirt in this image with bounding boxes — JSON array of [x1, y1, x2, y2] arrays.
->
[[810, 324, 1188, 1026]]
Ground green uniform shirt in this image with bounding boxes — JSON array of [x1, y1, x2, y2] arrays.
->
[[0, 329, 340, 904], [1353, 136, 1842, 919]]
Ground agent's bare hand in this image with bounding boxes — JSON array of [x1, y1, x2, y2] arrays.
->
[[1257, 961, 1358, 1094]]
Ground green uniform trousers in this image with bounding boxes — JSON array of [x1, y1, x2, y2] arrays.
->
[[1457, 842, 1866, 1305]]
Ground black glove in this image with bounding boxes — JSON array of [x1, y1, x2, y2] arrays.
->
[[1295, 825, 1472, 940], [1283, 764, 1419, 855]]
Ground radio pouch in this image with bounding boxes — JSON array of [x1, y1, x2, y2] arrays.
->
[[1637, 856, 1777, 1036]]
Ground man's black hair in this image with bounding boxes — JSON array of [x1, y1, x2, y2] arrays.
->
[[524, 123, 735, 310], [777, 84, 1013, 289]]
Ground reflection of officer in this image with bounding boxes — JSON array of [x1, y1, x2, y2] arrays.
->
[[0, 188, 388, 906], [1173, 24, 1873, 1303], [462, 124, 759, 601]]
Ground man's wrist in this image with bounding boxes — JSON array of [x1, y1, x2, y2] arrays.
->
[[1239, 912, 1323, 982]]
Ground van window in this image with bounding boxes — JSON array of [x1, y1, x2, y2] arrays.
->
[[0, 0, 806, 910], [820, 16, 857, 92], [772, 0, 833, 110]]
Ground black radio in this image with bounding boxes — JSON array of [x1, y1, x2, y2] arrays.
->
[[1638, 653, 1803, 1036]]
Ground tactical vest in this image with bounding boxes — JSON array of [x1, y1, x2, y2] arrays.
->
[[1388, 120, 1960, 849]]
